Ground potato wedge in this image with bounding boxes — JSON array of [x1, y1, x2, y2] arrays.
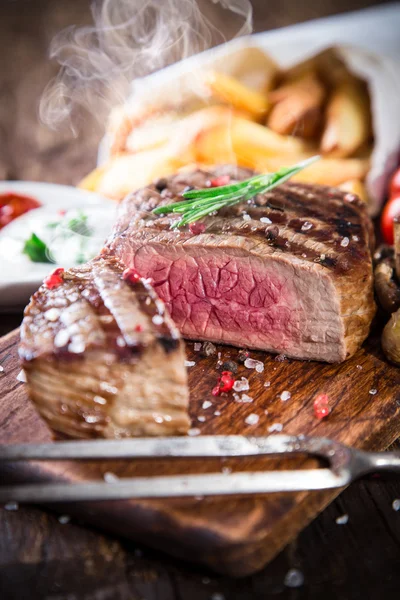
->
[[267, 71, 326, 138], [204, 71, 269, 119], [321, 79, 371, 158], [91, 148, 190, 201], [339, 179, 369, 203]]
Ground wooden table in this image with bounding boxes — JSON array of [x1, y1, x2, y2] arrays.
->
[[1, 1, 399, 598]]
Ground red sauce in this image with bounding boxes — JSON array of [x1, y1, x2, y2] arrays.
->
[[0, 192, 41, 229]]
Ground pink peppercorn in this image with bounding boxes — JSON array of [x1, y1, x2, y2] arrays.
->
[[210, 175, 231, 187], [313, 394, 330, 419], [212, 371, 235, 396], [189, 221, 206, 235], [43, 268, 64, 290], [123, 267, 141, 284]]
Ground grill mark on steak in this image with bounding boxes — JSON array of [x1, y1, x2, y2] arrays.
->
[[111, 168, 371, 275]]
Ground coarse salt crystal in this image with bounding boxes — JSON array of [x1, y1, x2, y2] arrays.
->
[[301, 221, 313, 231], [245, 413, 259, 425], [242, 212, 251, 221], [244, 358, 264, 372], [344, 193, 357, 202], [264, 381, 271, 388], [103, 472, 119, 483], [93, 395, 107, 405], [233, 377, 250, 392], [336, 514, 349, 525], [84, 415, 100, 424], [100, 382, 118, 394], [152, 315, 163, 325], [280, 390, 291, 401], [240, 394, 253, 403], [197, 416, 206, 422], [54, 329, 70, 348], [320, 254, 326, 261], [0, 365, 3, 373], [4, 501, 18, 511], [185, 360, 196, 367], [58, 515, 70, 525], [188, 428, 201, 436], [260, 217, 272, 224], [341, 237, 350, 247], [16, 370, 26, 383], [392, 499, 400, 511], [116, 336, 126, 347], [202, 400, 212, 409], [234, 393, 253, 403], [214, 410, 221, 416], [68, 339, 85, 354], [352, 235, 359, 241], [369, 388, 378, 395], [194, 342, 202, 351], [44, 308, 60, 322], [284, 568, 304, 588], [356, 365, 363, 370], [153, 415, 164, 424], [268, 423, 283, 433]]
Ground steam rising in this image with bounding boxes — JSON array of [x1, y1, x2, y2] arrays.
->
[[40, 0, 253, 129]]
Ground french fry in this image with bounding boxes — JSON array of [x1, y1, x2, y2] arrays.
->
[[339, 179, 369, 203], [195, 115, 312, 169], [204, 71, 269, 119], [321, 79, 371, 158], [286, 158, 370, 187], [267, 71, 326, 138]]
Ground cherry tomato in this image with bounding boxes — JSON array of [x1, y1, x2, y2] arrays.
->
[[389, 167, 400, 198], [381, 194, 400, 245]]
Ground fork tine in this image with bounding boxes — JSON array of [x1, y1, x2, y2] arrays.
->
[[0, 469, 349, 504], [0, 435, 349, 463]]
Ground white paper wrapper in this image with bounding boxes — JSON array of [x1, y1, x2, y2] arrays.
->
[[99, 4, 400, 215]]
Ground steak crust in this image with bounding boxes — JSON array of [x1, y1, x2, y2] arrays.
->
[[108, 166, 376, 362], [20, 255, 190, 438]]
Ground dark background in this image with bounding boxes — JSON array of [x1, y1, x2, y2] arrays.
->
[[1, 1, 400, 599]]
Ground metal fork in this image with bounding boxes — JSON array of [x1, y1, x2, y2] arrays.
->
[[0, 435, 399, 504]]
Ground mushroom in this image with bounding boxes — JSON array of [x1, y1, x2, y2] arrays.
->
[[374, 247, 400, 314], [382, 308, 400, 365]]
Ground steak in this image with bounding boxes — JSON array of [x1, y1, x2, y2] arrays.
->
[[108, 166, 376, 363], [19, 255, 190, 438]]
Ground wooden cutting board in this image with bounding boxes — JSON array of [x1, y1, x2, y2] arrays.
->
[[1, 326, 400, 576]]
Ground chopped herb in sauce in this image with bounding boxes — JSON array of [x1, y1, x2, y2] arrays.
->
[[22, 233, 54, 263]]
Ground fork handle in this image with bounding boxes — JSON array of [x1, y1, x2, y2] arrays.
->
[[363, 451, 400, 474]]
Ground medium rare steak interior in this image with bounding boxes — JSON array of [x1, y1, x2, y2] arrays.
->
[[108, 166, 376, 363], [19, 255, 190, 439]]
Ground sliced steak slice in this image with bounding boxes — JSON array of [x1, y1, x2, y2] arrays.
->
[[19, 255, 190, 439], [108, 166, 376, 363]]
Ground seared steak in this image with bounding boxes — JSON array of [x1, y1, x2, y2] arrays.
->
[[19, 255, 190, 438], [108, 166, 376, 362]]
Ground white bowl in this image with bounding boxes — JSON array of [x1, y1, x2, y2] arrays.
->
[[0, 181, 116, 310]]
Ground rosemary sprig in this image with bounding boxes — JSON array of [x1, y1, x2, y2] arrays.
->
[[153, 155, 320, 228]]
